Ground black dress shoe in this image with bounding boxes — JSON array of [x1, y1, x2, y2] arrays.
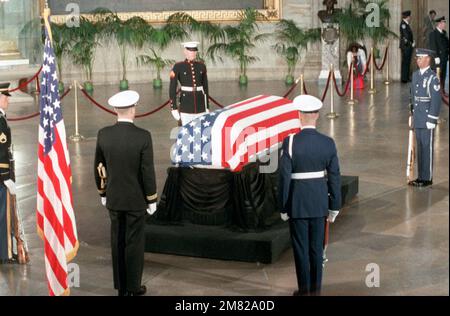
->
[[126, 285, 147, 296], [293, 290, 308, 296], [421, 180, 433, 187], [408, 179, 422, 186]]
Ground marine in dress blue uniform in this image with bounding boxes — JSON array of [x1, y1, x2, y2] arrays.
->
[[169, 41, 209, 126], [279, 95, 342, 296], [400, 11, 415, 83], [408, 49, 442, 187]]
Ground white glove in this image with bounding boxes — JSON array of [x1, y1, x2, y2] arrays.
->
[[147, 203, 157, 215], [280, 213, 290, 222], [412, 41, 416, 48], [327, 210, 339, 223], [101, 197, 106, 206], [206, 108, 210, 114], [4, 179, 16, 195], [171, 110, 180, 121], [435, 57, 441, 65], [426, 122, 436, 129]]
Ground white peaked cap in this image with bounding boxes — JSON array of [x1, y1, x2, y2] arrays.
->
[[293, 95, 323, 112], [108, 90, 140, 108], [182, 41, 200, 49]]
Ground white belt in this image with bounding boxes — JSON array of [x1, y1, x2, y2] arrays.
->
[[291, 171, 326, 180], [181, 86, 204, 92]]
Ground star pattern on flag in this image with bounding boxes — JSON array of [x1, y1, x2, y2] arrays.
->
[[40, 38, 63, 154]]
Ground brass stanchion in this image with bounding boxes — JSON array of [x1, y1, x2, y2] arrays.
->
[[348, 62, 358, 105], [435, 67, 446, 124], [300, 74, 305, 95], [69, 80, 85, 142], [384, 46, 390, 85], [327, 65, 339, 119], [368, 47, 377, 94]]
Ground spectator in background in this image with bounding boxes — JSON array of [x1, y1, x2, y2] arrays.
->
[[423, 10, 437, 45]]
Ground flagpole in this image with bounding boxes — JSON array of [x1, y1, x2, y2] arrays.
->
[[43, 2, 53, 44]]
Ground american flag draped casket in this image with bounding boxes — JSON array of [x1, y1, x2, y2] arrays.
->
[[171, 95, 302, 172]]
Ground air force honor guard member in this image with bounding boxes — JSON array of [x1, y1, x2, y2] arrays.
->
[[408, 49, 442, 187], [94, 90, 158, 296], [279, 95, 342, 296], [169, 41, 209, 125], [400, 11, 415, 83]]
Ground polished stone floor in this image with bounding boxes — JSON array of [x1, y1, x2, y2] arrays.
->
[[1, 79, 448, 296]]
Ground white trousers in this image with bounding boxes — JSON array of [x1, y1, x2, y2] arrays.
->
[[180, 112, 208, 125]]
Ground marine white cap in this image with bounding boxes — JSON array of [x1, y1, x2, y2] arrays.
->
[[108, 90, 140, 108], [182, 41, 200, 51], [293, 95, 323, 113]]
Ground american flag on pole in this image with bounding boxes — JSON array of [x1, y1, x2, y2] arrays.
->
[[37, 17, 78, 296], [172, 95, 302, 172]]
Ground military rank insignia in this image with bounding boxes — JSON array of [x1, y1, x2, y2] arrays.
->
[[0, 132, 7, 144], [434, 84, 441, 92]]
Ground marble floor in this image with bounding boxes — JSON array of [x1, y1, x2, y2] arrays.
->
[[1, 79, 448, 296]]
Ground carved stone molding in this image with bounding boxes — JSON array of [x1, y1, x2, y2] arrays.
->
[[48, 0, 282, 24]]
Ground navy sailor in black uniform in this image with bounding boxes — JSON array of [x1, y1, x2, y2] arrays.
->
[[428, 16, 449, 87], [408, 49, 442, 187], [94, 90, 158, 295], [400, 10, 415, 83], [279, 95, 342, 296], [169, 41, 209, 126]]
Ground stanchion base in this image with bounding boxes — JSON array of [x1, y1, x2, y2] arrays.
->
[[348, 99, 358, 105], [326, 112, 339, 119], [368, 89, 377, 94], [69, 134, 85, 142], [384, 80, 390, 85]]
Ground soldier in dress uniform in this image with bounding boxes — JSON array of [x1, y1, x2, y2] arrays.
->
[[169, 41, 209, 126], [408, 49, 442, 188], [0, 83, 16, 264], [400, 11, 415, 83], [94, 90, 158, 296], [279, 95, 342, 296], [428, 16, 449, 87]]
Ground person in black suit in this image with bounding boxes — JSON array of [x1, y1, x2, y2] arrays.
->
[[400, 11, 415, 83], [428, 16, 449, 87], [279, 95, 342, 296], [94, 90, 158, 296]]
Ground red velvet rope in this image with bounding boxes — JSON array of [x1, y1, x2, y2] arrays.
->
[[363, 54, 372, 76], [282, 81, 300, 98], [60, 87, 72, 100], [7, 66, 43, 93], [80, 88, 172, 117], [302, 80, 309, 95], [321, 71, 332, 102], [333, 66, 352, 97], [442, 90, 449, 106], [208, 95, 224, 108], [374, 47, 389, 71]]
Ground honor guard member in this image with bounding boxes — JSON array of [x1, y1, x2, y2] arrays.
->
[[408, 49, 442, 187], [279, 95, 342, 296], [94, 90, 158, 296], [400, 11, 415, 83], [429, 16, 449, 87], [0, 83, 16, 263], [169, 41, 209, 126]]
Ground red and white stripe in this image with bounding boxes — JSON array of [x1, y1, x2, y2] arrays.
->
[[211, 95, 302, 171], [37, 121, 78, 296]]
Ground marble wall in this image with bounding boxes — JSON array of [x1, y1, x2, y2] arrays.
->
[[58, 0, 408, 85]]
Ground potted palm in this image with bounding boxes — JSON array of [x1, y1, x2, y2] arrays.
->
[[99, 11, 150, 90], [208, 8, 268, 86], [66, 16, 100, 93], [51, 22, 72, 94], [137, 48, 175, 89], [167, 12, 224, 62], [273, 19, 320, 85]]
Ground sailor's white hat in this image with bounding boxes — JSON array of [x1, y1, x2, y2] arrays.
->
[[293, 95, 323, 113], [108, 90, 140, 108]]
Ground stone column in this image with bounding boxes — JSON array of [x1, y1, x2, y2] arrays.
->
[[319, 23, 342, 86]]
